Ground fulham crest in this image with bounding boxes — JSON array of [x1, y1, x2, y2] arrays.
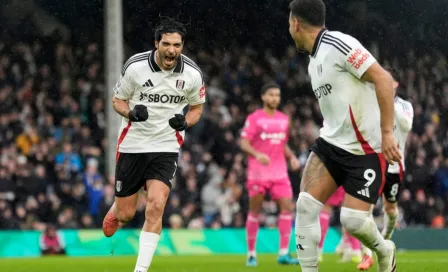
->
[[176, 79, 185, 90]]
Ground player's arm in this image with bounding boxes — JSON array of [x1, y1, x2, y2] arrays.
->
[[339, 35, 401, 163], [112, 97, 131, 118], [240, 138, 270, 165], [112, 65, 148, 122], [185, 104, 203, 128], [361, 63, 401, 162], [240, 117, 269, 165], [361, 63, 395, 134], [284, 145, 300, 171]]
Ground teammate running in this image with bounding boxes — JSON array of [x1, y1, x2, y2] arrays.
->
[[240, 83, 300, 266], [102, 18, 206, 272], [358, 71, 414, 270], [318, 187, 362, 263], [288, 1, 401, 271]]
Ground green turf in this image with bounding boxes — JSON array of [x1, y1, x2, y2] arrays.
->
[[0, 252, 447, 272]]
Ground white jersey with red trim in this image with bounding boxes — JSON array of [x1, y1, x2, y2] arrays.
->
[[388, 96, 413, 174], [113, 50, 205, 153], [308, 29, 381, 155]]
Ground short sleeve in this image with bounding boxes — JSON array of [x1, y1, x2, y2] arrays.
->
[[395, 100, 414, 133], [113, 66, 135, 100], [336, 35, 377, 79], [186, 71, 206, 106], [241, 115, 256, 141]]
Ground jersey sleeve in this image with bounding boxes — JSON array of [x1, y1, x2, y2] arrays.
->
[[113, 65, 136, 100], [395, 100, 414, 133], [186, 71, 206, 106], [337, 35, 377, 79], [241, 115, 257, 141]]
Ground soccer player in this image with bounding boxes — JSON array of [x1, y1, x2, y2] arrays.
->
[[240, 83, 300, 266], [318, 187, 362, 263], [358, 71, 414, 270], [102, 18, 205, 272], [288, 1, 401, 271]]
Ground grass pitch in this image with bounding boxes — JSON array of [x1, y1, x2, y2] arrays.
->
[[0, 251, 447, 272]]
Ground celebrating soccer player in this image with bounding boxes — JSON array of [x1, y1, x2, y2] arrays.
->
[[358, 70, 414, 270], [240, 83, 300, 266], [288, 0, 401, 271], [102, 18, 205, 272]]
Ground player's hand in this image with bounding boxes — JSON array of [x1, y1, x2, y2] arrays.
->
[[289, 156, 300, 171], [382, 132, 401, 164], [128, 105, 148, 122], [255, 152, 270, 165], [169, 114, 188, 131]]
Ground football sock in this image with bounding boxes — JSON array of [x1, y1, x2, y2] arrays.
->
[[246, 212, 259, 257], [318, 210, 330, 249], [295, 192, 322, 272], [382, 207, 398, 239], [340, 207, 390, 258], [134, 231, 160, 272], [278, 211, 293, 255]]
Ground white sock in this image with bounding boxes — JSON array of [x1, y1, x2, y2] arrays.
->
[[340, 207, 390, 258], [134, 231, 160, 272], [382, 208, 398, 239], [362, 245, 373, 257], [248, 250, 256, 258], [279, 248, 289, 255], [362, 207, 374, 257], [295, 192, 322, 272]]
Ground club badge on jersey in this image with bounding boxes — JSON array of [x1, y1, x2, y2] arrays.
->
[[176, 79, 185, 90]]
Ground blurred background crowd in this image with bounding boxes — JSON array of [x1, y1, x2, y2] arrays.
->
[[0, 0, 447, 231]]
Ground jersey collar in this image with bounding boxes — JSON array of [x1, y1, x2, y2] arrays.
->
[[310, 28, 328, 57], [149, 50, 184, 73]]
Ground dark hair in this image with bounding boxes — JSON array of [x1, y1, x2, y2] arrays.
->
[[289, 0, 326, 27], [154, 17, 187, 42], [261, 82, 280, 95], [387, 68, 400, 83]]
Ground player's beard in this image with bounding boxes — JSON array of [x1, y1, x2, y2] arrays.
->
[[294, 38, 307, 53], [266, 102, 278, 111]]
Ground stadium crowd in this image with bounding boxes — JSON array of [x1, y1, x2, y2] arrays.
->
[[0, 12, 447, 231]]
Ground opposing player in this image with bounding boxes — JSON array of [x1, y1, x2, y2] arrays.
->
[[318, 187, 362, 263], [102, 18, 205, 272], [288, 1, 401, 271], [358, 71, 414, 270], [240, 83, 300, 266]]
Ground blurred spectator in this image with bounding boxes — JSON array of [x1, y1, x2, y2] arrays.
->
[[55, 142, 82, 174], [40, 225, 66, 255]]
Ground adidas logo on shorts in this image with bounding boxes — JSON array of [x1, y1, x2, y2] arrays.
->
[[357, 188, 370, 198]]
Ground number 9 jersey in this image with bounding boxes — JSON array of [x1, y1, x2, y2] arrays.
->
[[308, 29, 388, 204]]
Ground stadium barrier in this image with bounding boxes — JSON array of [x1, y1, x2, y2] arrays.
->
[[0, 228, 447, 257]]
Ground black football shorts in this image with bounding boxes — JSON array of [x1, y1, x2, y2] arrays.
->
[[382, 173, 402, 203], [114, 152, 178, 197], [310, 137, 388, 204]]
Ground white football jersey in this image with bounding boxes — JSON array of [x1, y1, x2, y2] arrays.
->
[[388, 96, 413, 174], [308, 29, 381, 155], [113, 50, 205, 153]]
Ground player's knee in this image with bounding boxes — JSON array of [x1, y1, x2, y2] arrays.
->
[[146, 196, 167, 218], [296, 192, 322, 227], [115, 208, 135, 223], [384, 205, 398, 217], [340, 207, 369, 234]]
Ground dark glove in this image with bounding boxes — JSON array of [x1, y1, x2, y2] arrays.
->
[[169, 114, 188, 131], [128, 105, 148, 122]]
